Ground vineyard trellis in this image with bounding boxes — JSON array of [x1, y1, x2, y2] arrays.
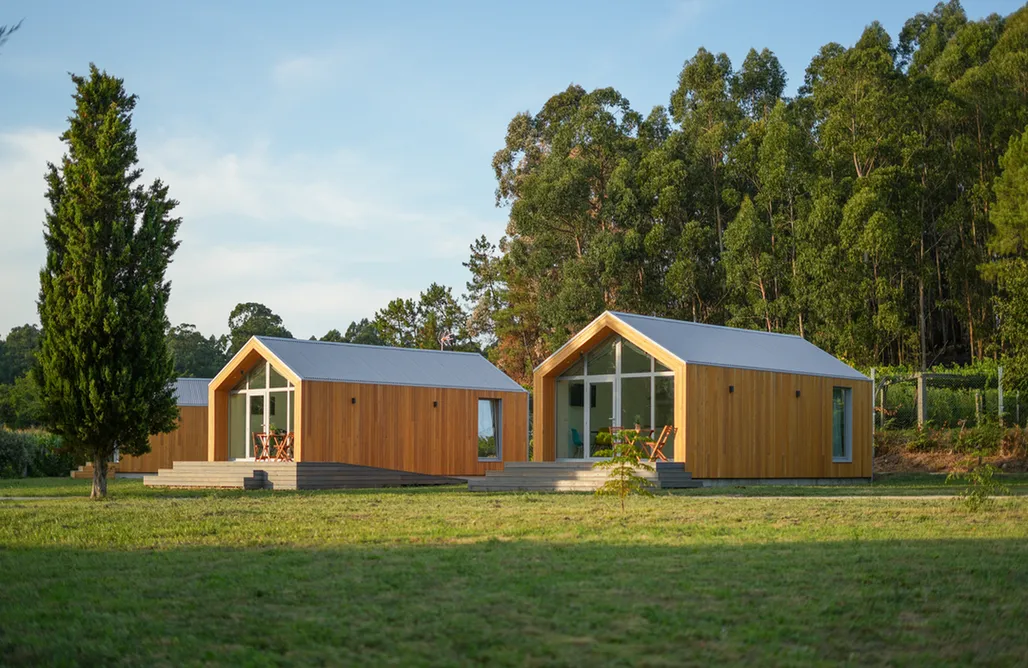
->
[[871, 367, 1022, 432]]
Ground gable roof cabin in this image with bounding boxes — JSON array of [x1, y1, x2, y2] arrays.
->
[[533, 311, 872, 480], [116, 377, 212, 474], [582, 311, 868, 380], [173, 378, 212, 406], [206, 336, 528, 476], [255, 336, 526, 392]]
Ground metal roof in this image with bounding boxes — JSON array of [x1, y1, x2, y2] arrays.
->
[[255, 337, 527, 392], [600, 312, 868, 380], [174, 378, 211, 406]]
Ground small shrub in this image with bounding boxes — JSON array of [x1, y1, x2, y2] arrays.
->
[[1000, 426, 1027, 458], [947, 458, 1010, 512], [906, 424, 940, 452], [954, 418, 1004, 455], [592, 430, 654, 512]]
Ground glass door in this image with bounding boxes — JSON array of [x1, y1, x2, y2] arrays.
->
[[587, 379, 615, 458], [248, 394, 265, 459]]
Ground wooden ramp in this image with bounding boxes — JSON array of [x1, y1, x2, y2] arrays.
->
[[467, 461, 701, 492], [145, 461, 462, 490]]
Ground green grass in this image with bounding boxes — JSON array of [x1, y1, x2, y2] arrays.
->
[[1, 480, 1027, 665]]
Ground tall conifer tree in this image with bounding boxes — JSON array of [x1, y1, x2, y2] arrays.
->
[[37, 65, 180, 498]]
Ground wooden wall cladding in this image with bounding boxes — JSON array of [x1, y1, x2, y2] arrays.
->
[[119, 406, 209, 473], [299, 381, 528, 476], [684, 364, 871, 479]]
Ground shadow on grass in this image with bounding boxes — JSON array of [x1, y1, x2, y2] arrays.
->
[[1, 538, 1026, 666]]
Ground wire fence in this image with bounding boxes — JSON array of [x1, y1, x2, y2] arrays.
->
[[871, 367, 1025, 431]]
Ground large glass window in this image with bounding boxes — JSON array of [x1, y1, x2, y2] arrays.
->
[[556, 380, 585, 458], [587, 337, 616, 375], [621, 377, 652, 430], [478, 399, 501, 460], [227, 360, 295, 459], [832, 387, 852, 461], [558, 335, 675, 459]]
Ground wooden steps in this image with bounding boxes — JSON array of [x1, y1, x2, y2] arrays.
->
[[467, 461, 702, 492], [145, 461, 463, 490], [70, 464, 117, 479]]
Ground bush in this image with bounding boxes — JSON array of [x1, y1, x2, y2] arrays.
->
[[0, 430, 79, 478], [906, 424, 941, 452], [954, 419, 1005, 455]]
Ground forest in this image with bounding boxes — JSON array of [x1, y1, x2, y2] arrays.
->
[[465, 0, 1028, 386], [3, 0, 1028, 430]]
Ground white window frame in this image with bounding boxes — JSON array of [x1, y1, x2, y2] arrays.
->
[[228, 360, 295, 460], [832, 386, 853, 463], [477, 398, 502, 462], [557, 336, 674, 460]]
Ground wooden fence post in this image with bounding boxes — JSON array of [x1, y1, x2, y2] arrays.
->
[[916, 372, 927, 427]]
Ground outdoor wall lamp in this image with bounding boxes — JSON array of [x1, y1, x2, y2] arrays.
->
[[433, 401, 438, 407], [796, 390, 801, 398], [729, 385, 734, 393], [351, 397, 356, 404]]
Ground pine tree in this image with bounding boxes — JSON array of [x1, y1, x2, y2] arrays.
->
[[37, 65, 180, 499]]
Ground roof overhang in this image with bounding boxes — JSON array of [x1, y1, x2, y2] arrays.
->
[[209, 337, 304, 393]]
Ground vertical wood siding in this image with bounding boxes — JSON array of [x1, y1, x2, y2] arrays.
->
[[684, 364, 872, 478], [119, 406, 209, 473], [299, 381, 528, 476]]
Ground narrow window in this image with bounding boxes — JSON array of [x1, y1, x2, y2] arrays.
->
[[832, 387, 852, 462], [477, 399, 501, 460]]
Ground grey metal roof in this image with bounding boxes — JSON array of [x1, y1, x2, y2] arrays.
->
[[600, 311, 868, 380], [174, 378, 211, 406], [255, 337, 527, 392]]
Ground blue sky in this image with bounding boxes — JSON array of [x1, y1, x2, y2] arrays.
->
[[1, 0, 1022, 339]]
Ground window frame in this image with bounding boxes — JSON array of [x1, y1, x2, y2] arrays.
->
[[477, 398, 502, 462], [832, 386, 853, 463]]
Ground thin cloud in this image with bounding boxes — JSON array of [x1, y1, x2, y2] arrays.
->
[[0, 127, 503, 338]]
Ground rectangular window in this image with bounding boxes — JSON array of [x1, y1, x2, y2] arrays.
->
[[832, 387, 852, 462], [478, 399, 501, 460]]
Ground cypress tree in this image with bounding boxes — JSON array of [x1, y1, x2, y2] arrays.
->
[[37, 65, 180, 499]]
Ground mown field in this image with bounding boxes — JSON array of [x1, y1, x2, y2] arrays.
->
[[1, 477, 1027, 666]]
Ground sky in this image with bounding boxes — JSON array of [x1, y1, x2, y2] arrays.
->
[[1, 0, 1023, 340]]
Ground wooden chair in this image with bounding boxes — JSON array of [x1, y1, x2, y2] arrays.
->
[[252, 432, 271, 461], [273, 432, 294, 462], [644, 425, 677, 462]]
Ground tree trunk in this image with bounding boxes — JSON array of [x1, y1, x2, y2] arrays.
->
[[91, 450, 108, 500]]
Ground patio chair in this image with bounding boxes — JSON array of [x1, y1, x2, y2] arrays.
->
[[644, 425, 677, 462], [253, 432, 271, 461], [571, 428, 584, 458], [273, 432, 294, 462]]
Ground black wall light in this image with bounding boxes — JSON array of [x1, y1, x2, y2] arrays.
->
[[729, 385, 735, 393], [351, 397, 356, 404], [433, 401, 438, 407], [795, 390, 801, 398]]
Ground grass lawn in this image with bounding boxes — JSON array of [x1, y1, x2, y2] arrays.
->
[[1, 479, 1027, 665]]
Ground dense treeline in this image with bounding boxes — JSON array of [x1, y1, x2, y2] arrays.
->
[[463, 1, 1028, 386], [5, 2, 1027, 423]]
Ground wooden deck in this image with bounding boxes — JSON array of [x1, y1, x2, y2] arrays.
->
[[145, 461, 463, 490], [467, 461, 701, 492]]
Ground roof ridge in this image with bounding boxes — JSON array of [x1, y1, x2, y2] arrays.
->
[[255, 336, 484, 357], [608, 311, 804, 340]]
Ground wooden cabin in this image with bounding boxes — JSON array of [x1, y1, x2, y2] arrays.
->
[[533, 311, 872, 480], [206, 337, 528, 477], [117, 378, 210, 473]]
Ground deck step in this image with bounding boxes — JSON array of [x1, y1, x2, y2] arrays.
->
[[468, 462, 699, 492], [145, 461, 462, 490]]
